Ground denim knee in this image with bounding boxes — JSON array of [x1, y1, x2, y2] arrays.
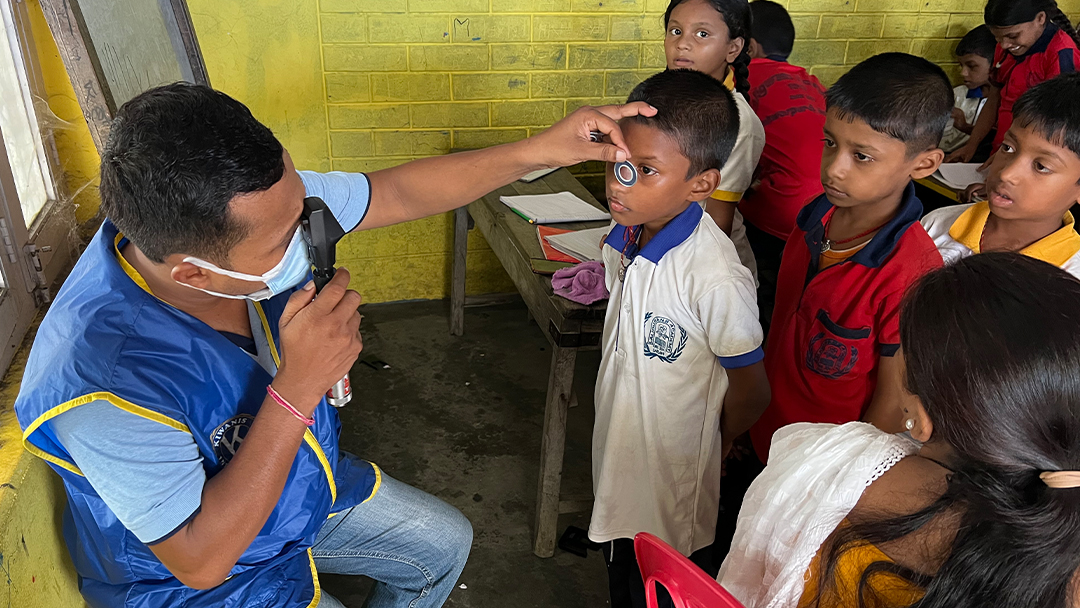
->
[[440, 505, 473, 574]]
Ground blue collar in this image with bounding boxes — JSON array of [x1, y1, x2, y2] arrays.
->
[[765, 54, 789, 63], [966, 87, 985, 99], [604, 202, 703, 264], [796, 182, 924, 269]]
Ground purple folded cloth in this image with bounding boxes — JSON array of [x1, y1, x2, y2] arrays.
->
[[551, 261, 608, 305]]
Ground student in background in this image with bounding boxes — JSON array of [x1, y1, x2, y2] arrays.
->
[[665, 0, 765, 278], [743, 0, 827, 327], [750, 54, 949, 465], [590, 70, 770, 608], [940, 25, 996, 157], [925, 74, 1080, 278], [946, 0, 1080, 163], [720, 253, 1080, 608]]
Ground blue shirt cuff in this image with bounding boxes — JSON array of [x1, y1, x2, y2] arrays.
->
[[719, 345, 764, 369]]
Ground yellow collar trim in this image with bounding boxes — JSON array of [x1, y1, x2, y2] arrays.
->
[[113, 233, 153, 295], [948, 201, 1080, 266], [723, 67, 736, 91]]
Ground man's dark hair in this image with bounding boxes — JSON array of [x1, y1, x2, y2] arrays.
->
[[750, 1, 795, 59], [955, 25, 997, 62], [825, 53, 953, 155], [1013, 72, 1080, 159], [627, 69, 740, 178], [99, 83, 285, 264]]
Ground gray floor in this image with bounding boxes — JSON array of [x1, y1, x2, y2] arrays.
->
[[321, 298, 610, 607]]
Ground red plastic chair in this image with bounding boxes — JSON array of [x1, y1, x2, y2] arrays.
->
[[634, 532, 747, 608]]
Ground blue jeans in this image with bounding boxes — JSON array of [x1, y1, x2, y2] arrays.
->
[[313, 473, 473, 608]]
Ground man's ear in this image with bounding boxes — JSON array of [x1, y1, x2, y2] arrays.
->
[[910, 147, 945, 180], [690, 168, 721, 201], [727, 36, 745, 64], [171, 260, 214, 289]]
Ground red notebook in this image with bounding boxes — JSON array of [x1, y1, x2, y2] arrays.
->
[[537, 226, 582, 263]]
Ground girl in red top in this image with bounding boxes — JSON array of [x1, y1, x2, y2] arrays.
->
[[946, 0, 1080, 163]]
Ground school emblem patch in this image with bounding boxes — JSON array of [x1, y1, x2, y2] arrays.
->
[[211, 414, 254, 465], [805, 333, 858, 379], [643, 312, 687, 363]]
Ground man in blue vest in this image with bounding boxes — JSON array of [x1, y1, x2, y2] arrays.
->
[[14, 83, 654, 608]]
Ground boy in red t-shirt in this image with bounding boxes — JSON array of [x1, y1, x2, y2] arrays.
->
[[743, 1, 827, 329], [749, 53, 949, 464]]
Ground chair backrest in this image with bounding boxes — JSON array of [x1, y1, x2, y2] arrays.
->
[[634, 533, 747, 608]]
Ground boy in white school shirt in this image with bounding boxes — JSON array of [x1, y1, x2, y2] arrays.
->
[[589, 69, 772, 608]]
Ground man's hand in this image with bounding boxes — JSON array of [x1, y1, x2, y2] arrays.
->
[[274, 270, 363, 412], [527, 102, 658, 168]]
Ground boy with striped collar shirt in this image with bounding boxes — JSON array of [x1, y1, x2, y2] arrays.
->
[[924, 73, 1080, 277], [590, 69, 771, 607], [749, 54, 950, 463]]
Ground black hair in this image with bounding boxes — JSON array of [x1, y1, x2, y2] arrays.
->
[[825, 53, 953, 154], [1013, 73, 1080, 159], [985, 0, 1080, 48], [664, 0, 753, 97], [809, 252, 1080, 608], [99, 82, 285, 264], [954, 25, 997, 62], [749, 1, 795, 59], [626, 69, 740, 177]]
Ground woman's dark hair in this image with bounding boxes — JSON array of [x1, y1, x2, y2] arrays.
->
[[100, 82, 285, 264], [664, 0, 753, 97], [810, 252, 1080, 608], [985, 0, 1080, 49]]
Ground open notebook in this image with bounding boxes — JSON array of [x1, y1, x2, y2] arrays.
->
[[933, 163, 986, 190], [544, 227, 609, 263], [500, 192, 611, 224]]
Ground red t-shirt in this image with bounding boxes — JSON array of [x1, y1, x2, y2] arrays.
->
[[750, 185, 943, 463], [991, 25, 1078, 149], [741, 58, 827, 240]]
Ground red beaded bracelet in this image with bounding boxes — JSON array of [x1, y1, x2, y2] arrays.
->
[[266, 385, 315, 426]]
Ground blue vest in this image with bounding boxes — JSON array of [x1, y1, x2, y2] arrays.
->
[[15, 220, 378, 608]]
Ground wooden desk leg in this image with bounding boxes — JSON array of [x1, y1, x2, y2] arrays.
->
[[533, 345, 577, 558], [450, 207, 469, 336]]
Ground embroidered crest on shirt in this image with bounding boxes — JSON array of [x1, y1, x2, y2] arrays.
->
[[805, 333, 859, 379], [643, 312, 687, 363], [211, 414, 254, 465]]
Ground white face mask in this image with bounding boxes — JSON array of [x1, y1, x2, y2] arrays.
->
[[180, 227, 311, 301]]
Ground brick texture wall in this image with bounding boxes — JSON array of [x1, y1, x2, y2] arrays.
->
[[191, 0, 1080, 303]]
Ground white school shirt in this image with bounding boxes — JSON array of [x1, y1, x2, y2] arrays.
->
[[709, 77, 766, 280], [589, 202, 764, 556], [940, 85, 988, 153], [922, 201, 1080, 279]]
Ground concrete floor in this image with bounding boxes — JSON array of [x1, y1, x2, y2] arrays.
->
[[321, 298, 609, 607]]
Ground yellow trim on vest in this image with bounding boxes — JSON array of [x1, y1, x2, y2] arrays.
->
[[253, 301, 282, 367], [22, 391, 192, 477], [710, 190, 743, 203], [303, 430, 338, 504], [949, 201, 1080, 267], [113, 234, 153, 295], [722, 67, 735, 91], [362, 463, 383, 504], [304, 548, 321, 608]]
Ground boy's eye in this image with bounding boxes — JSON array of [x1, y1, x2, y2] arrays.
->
[[1000, 143, 1015, 154], [639, 165, 657, 176], [822, 138, 835, 148], [1034, 161, 1052, 174], [696, 30, 709, 39], [668, 27, 682, 36], [854, 152, 873, 162]]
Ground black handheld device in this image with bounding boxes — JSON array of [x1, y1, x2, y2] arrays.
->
[[300, 196, 352, 407]]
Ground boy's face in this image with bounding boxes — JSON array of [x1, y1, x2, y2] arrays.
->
[[665, 0, 742, 81], [959, 53, 991, 89], [984, 123, 1080, 223], [820, 109, 943, 209], [605, 121, 719, 228], [989, 13, 1046, 56]]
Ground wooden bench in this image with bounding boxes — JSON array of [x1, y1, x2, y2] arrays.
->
[[449, 167, 608, 558]]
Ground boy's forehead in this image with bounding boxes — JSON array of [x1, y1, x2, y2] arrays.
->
[[619, 120, 688, 164], [959, 53, 989, 65], [824, 108, 907, 153], [1012, 123, 1080, 164]]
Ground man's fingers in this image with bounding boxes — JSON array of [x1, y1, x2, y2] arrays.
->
[[594, 101, 658, 121], [580, 111, 630, 162], [310, 268, 353, 313], [279, 280, 316, 327]]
